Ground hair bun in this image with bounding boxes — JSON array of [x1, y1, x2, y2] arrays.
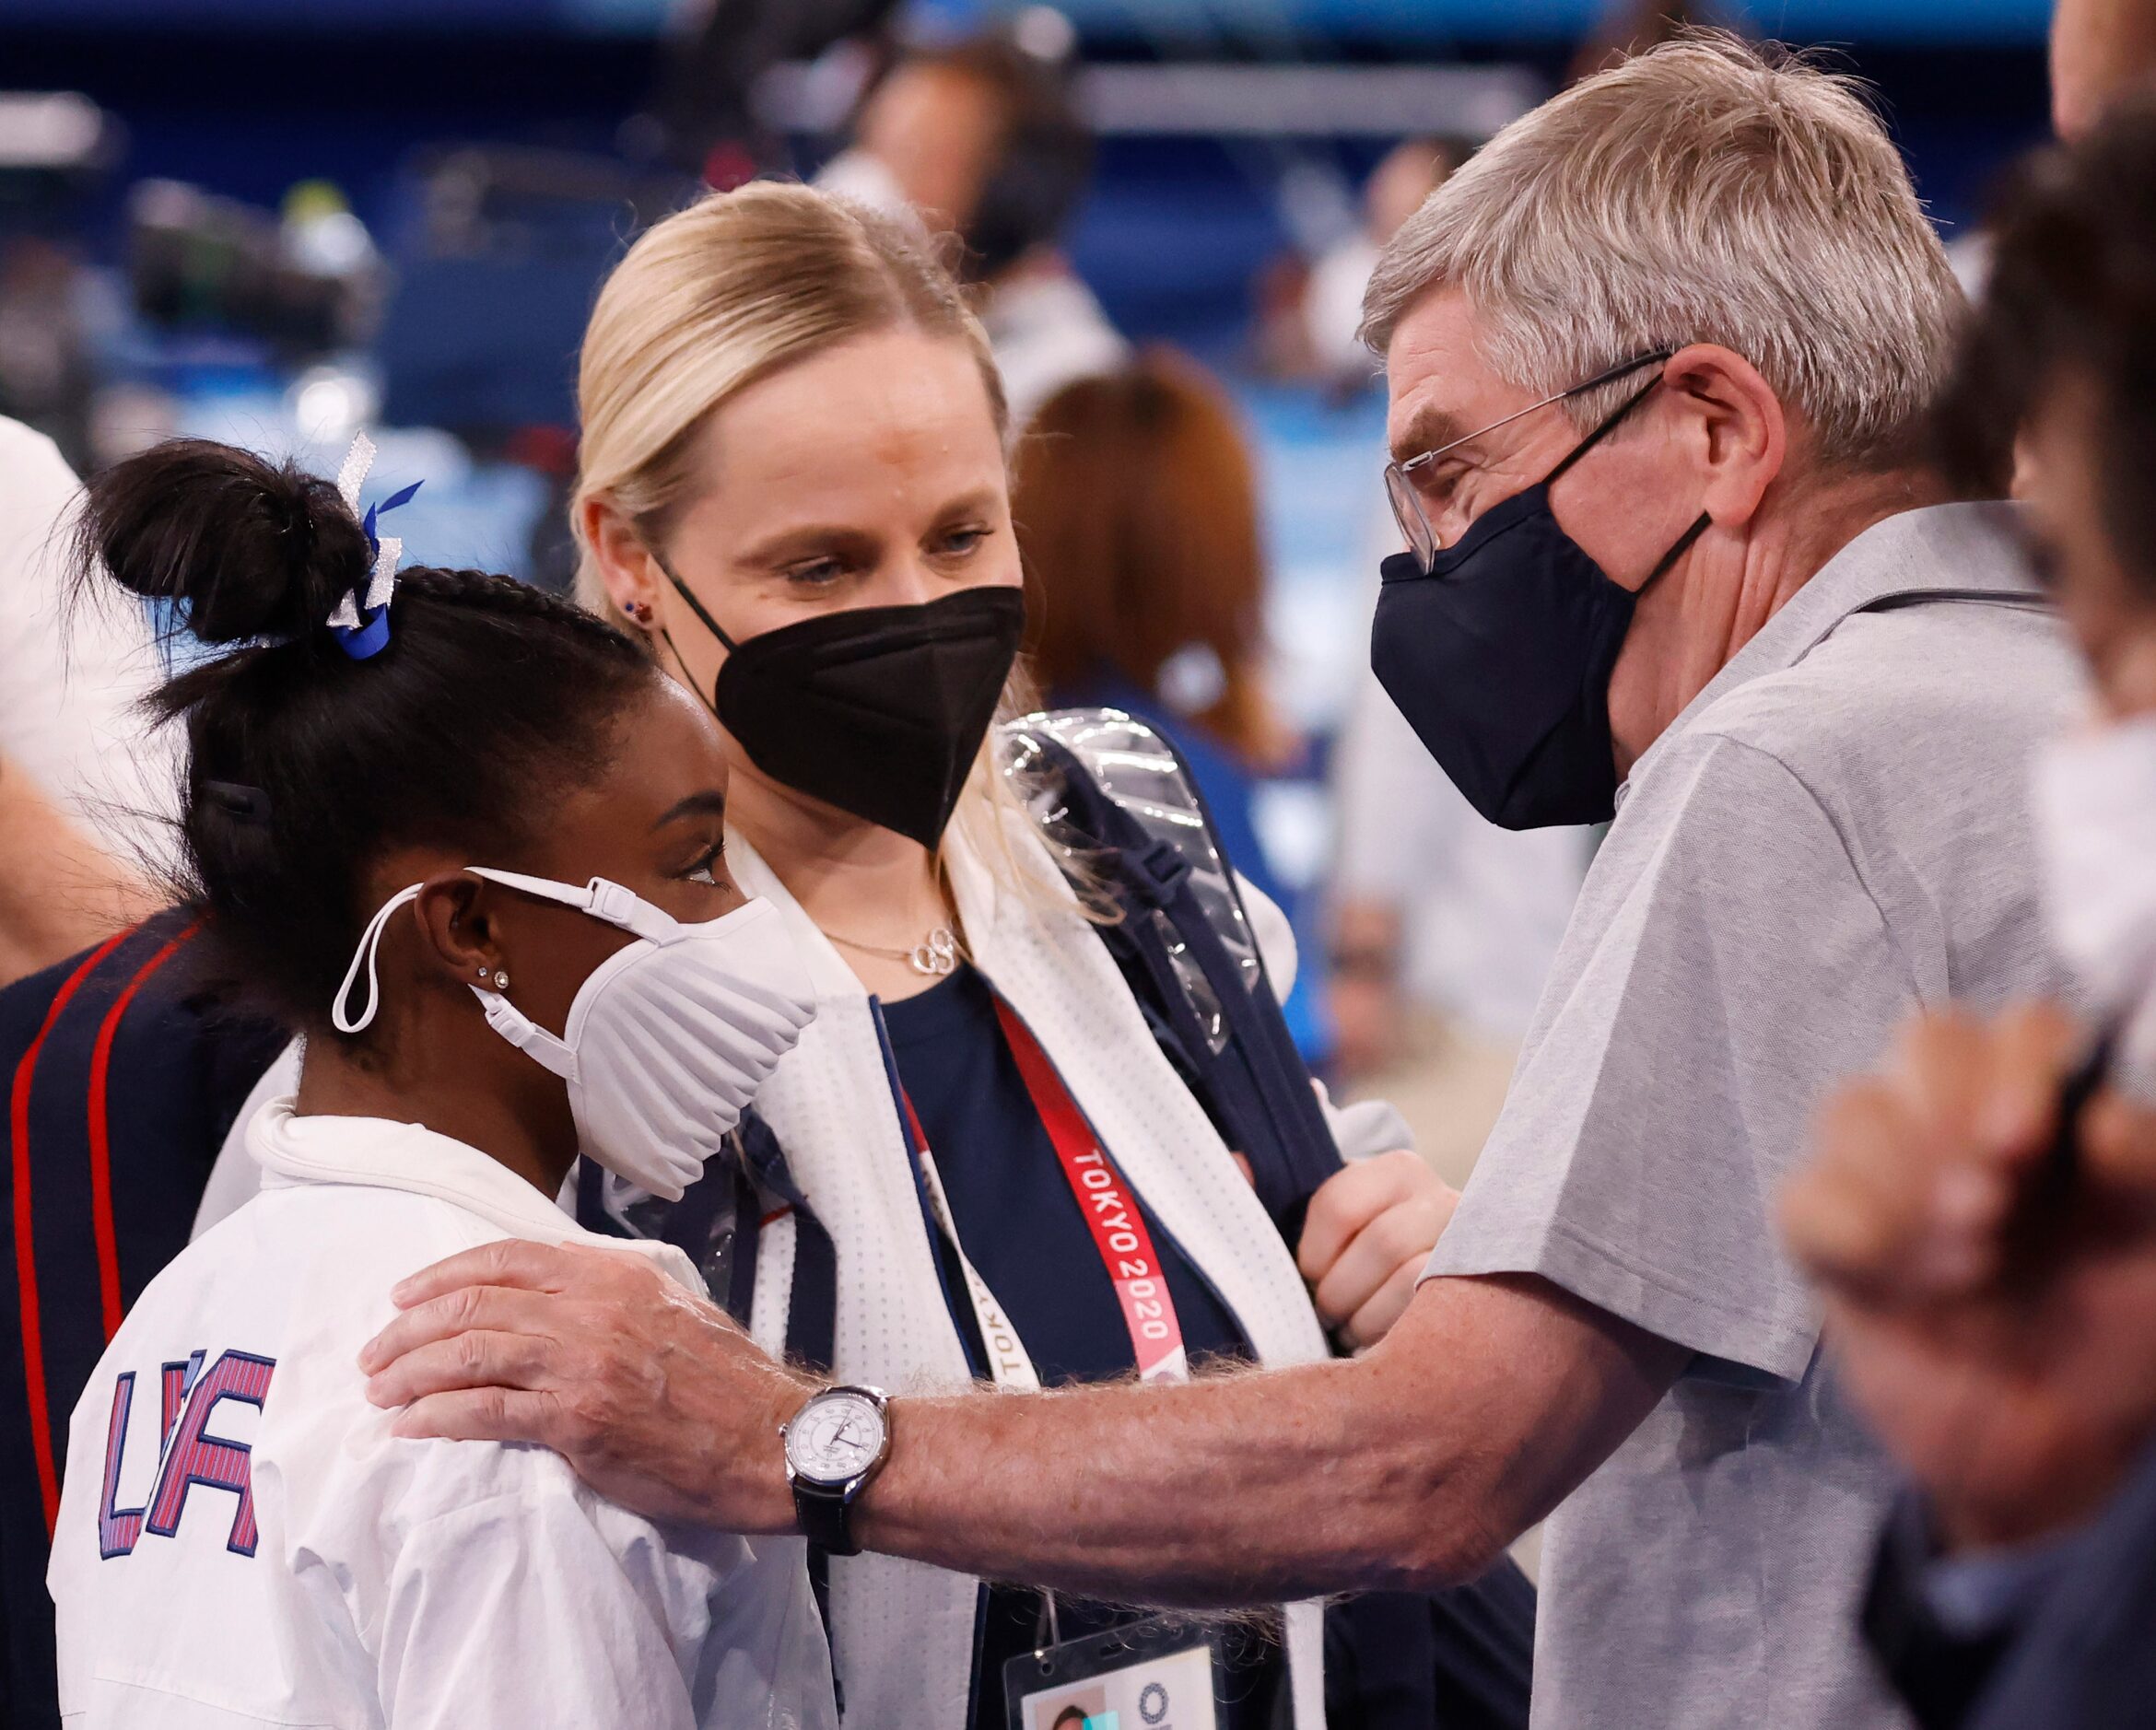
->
[[81, 438, 372, 645]]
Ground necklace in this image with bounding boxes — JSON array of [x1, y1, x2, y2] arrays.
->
[[825, 923, 964, 976]]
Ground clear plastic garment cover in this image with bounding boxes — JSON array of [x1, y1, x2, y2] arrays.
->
[[999, 707, 1263, 1057]]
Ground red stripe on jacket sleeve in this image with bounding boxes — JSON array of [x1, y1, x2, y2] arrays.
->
[[11, 930, 134, 1537], [86, 923, 199, 1340]]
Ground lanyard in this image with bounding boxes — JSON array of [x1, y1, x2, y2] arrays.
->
[[901, 1090, 1041, 1392], [896, 998, 1189, 1389]]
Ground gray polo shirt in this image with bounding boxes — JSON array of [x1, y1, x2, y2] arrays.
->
[[1426, 503, 2079, 1728]]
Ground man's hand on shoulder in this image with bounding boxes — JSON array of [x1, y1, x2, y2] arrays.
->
[[1783, 1003, 2156, 1549], [358, 1238, 814, 1532]]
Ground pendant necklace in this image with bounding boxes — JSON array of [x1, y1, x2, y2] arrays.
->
[[826, 923, 964, 976]]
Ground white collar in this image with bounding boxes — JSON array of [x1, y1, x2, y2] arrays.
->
[[249, 1098, 585, 1245]]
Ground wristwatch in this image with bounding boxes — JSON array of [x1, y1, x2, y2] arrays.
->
[[781, 1384, 891, 1556]]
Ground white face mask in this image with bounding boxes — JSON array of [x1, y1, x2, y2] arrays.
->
[[334, 870, 816, 1200], [2033, 715, 2156, 1019]]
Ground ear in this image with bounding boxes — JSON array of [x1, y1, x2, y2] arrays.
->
[[1661, 343, 1786, 531], [581, 494, 665, 631], [411, 872, 507, 993]]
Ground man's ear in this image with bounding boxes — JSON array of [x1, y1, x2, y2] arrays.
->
[[1663, 342, 1786, 530], [582, 495, 665, 629], [413, 873, 505, 991]]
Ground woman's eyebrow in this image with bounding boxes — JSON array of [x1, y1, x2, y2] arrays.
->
[[733, 523, 876, 567], [651, 789, 727, 830], [931, 486, 1002, 518]]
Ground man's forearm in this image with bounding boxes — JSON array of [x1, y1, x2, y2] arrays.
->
[[857, 1347, 1497, 1606], [841, 1275, 1683, 1606], [368, 1255, 1679, 1603]]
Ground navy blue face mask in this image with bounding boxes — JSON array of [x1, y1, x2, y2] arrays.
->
[[1370, 380, 1709, 830]]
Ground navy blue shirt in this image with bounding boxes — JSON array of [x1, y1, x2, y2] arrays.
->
[[881, 965, 1283, 1729]]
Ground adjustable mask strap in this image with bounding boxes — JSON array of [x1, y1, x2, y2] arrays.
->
[[333, 884, 425, 1034], [466, 866, 680, 944], [471, 987, 578, 1081]]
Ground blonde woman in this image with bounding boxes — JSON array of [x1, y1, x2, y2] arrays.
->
[[486, 184, 1475, 1728]]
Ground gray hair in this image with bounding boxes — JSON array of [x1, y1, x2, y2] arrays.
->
[[1361, 32, 1963, 469]]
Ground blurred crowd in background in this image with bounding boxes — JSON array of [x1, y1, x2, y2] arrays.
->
[[0, 0, 2061, 1183]]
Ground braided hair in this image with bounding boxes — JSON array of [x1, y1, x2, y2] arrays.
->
[[78, 438, 656, 1034]]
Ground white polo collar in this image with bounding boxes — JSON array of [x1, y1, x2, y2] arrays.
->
[[249, 1097, 586, 1245]]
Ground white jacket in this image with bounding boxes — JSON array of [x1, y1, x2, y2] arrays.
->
[[723, 819, 1337, 1730], [50, 1100, 837, 1730]]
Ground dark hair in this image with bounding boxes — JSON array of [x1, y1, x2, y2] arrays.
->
[[78, 438, 656, 1034], [1934, 98, 2156, 593]]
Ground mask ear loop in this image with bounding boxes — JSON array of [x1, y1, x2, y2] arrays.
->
[[1640, 512, 1714, 595], [1542, 360, 1710, 598], [332, 884, 424, 1034], [652, 551, 738, 652], [1544, 369, 1669, 486], [646, 551, 739, 720]]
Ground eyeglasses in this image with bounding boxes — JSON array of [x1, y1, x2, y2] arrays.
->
[[1384, 350, 1673, 574]]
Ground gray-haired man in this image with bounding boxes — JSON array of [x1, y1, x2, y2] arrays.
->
[[360, 36, 2076, 1725]]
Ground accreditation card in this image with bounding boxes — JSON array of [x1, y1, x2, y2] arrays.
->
[[1004, 1614, 1223, 1730]]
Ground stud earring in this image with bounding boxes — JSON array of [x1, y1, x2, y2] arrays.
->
[[626, 598, 655, 626], [492, 969, 510, 990]]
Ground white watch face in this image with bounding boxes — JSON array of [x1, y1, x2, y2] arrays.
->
[[788, 1390, 886, 1486]]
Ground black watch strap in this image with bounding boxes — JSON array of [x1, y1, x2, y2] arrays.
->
[[793, 1479, 861, 1557]]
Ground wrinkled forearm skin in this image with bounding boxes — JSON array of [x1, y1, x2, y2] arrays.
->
[[847, 1274, 1682, 1606]]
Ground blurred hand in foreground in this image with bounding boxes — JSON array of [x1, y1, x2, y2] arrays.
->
[[1782, 1003, 2156, 1550]]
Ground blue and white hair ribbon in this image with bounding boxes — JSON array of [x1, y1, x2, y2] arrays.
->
[[325, 432, 422, 661]]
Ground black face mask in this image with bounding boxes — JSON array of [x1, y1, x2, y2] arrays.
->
[[661, 577, 1026, 849], [1370, 386, 1709, 830]]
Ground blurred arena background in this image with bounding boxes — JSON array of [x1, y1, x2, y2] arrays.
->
[[0, 0, 2056, 1169]]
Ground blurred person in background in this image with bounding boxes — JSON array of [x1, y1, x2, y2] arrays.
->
[[1327, 689, 1589, 1180], [1567, 0, 1712, 83], [642, 0, 904, 184], [1015, 350, 1329, 1057], [1297, 139, 1464, 391], [818, 28, 1126, 427], [1783, 95, 2156, 1730], [1947, 0, 2156, 296], [2051, 0, 2156, 138], [365, 37, 2064, 1730], [0, 415, 168, 986]]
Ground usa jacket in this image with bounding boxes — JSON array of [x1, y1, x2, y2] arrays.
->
[[48, 1098, 837, 1729]]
